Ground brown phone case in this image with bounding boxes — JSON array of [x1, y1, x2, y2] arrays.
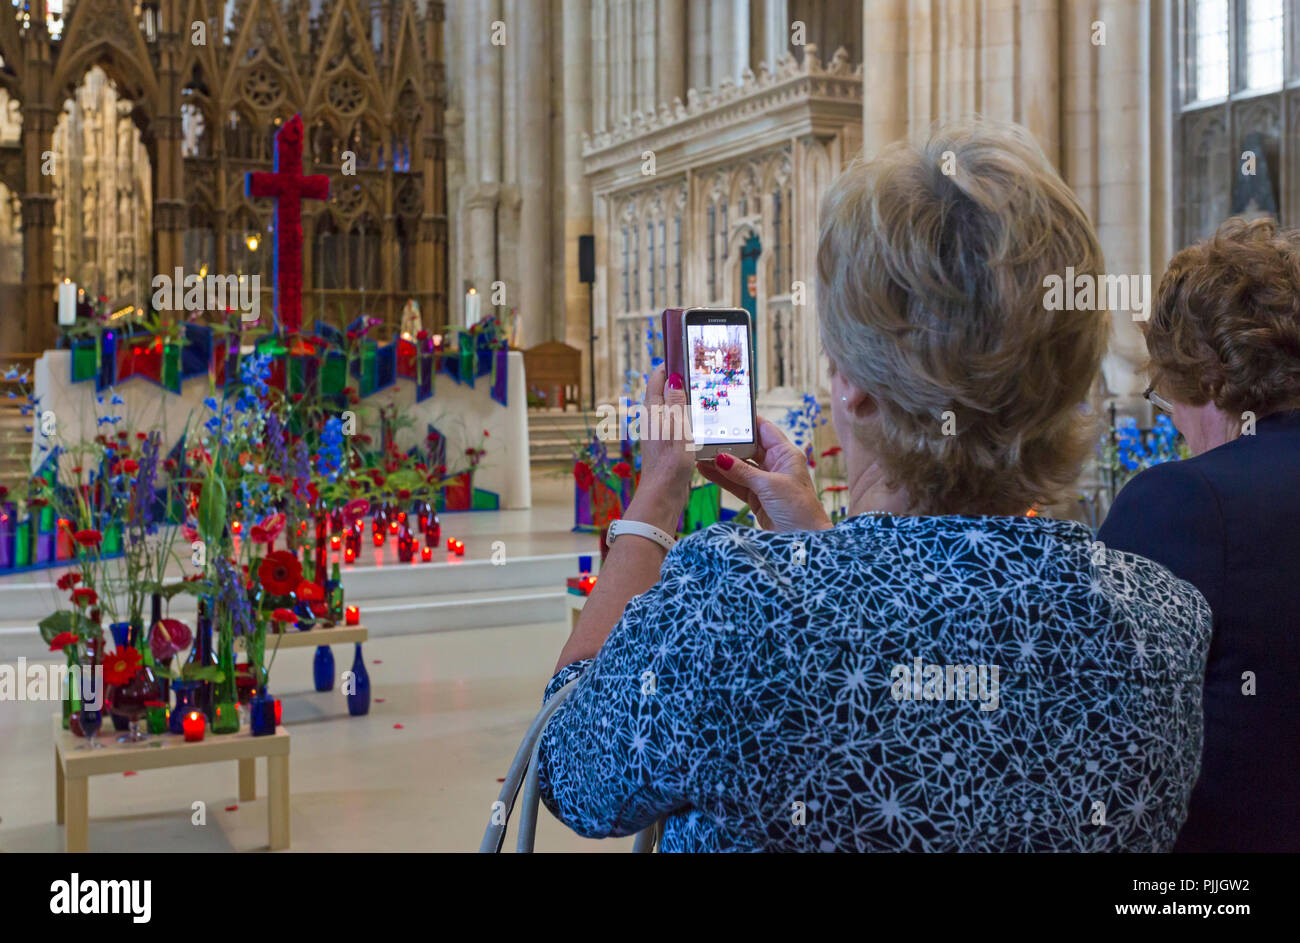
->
[[662, 307, 685, 379]]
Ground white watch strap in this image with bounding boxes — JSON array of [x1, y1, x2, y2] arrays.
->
[[607, 518, 677, 552]]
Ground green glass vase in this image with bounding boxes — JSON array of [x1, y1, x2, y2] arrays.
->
[[213, 633, 240, 734], [62, 648, 81, 730]]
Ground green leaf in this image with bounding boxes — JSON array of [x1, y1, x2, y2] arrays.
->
[[157, 579, 210, 600], [38, 610, 98, 645], [197, 476, 227, 541], [180, 664, 226, 683]]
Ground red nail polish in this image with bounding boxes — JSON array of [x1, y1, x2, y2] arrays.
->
[[667, 373, 683, 390], [715, 453, 733, 470]]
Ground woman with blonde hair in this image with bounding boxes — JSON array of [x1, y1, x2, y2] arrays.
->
[[538, 120, 1210, 852]]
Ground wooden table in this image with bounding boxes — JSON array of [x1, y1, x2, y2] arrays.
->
[[53, 716, 290, 853], [235, 623, 369, 650]]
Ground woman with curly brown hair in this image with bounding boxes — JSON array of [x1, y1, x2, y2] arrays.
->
[[1098, 216, 1300, 852]]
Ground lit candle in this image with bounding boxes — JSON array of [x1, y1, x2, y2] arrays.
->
[[345, 546, 356, 563], [465, 287, 481, 328], [183, 710, 205, 742], [421, 546, 432, 562], [454, 539, 465, 557], [331, 534, 341, 550], [372, 532, 384, 547], [345, 605, 360, 626], [388, 520, 399, 534], [446, 536, 454, 551], [58, 279, 77, 326], [274, 699, 282, 726], [231, 521, 242, 535]]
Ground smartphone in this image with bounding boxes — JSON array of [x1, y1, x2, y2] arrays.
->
[[662, 307, 757, 460]]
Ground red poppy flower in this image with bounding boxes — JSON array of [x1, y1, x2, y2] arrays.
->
[[272, 607, 298, 623], [258, 550, 303, 596], [73, 529, 103, 547], [612, 461, 632, 479], [296, 581, 325, 602], [103, 647, 142, 686], [57, 572, 82, 591], [71, 587, 98, 607], [573, 461, 595, 491], [49, 631, 79, 652], [150, 618, 193, 661]]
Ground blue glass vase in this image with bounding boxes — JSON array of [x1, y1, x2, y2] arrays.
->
[[169, 681, 201, 735], [313, 645, 334, 692], [346, 643, 370, 716], [250, 693, 277, 736], [108, 621, 132, 731]]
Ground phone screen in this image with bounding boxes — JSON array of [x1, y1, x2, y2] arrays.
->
[[685, 320, 754, 445]]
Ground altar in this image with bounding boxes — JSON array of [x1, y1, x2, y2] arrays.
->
[[30, 347, 532, 510]]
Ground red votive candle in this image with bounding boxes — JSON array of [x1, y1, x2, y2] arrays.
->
[[274, 699, 283, 726], [447, 536, 454, 551], [331, 534, 341, 550], [345, 605, 360, 626], [183, 710, 205, 742], [454, 539, 465, 557], [373, 532, 385, 547], [345, 546, 356, 563], [231, 521, 242, 535], [421, 546, 432, 562]]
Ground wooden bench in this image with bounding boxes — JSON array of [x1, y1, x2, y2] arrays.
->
[[523, 341, 582, 410]]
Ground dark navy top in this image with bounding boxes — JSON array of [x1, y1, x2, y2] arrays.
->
[[1099, 409, 1300, 852], [539, 514, 1211, 851]]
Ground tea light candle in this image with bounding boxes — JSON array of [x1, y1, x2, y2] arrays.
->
[[345, 605, 360, 626], [231, 520, 242, 535], [454, 539, 465, 557], [274, 699, 282, 726], [183, 710, 205, 742], [372, 532, 384, 547], [331, 534, 341, 550], [345, 546, 356, 563], [421, 546, 432, 562], [447, 536, 455, 551]]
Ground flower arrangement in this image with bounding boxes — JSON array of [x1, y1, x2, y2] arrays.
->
[[1104, 412, 1188, 492]]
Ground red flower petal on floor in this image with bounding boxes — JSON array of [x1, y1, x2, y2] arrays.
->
[[123, 771, 137, 776], [372, 659, 382, 664], [225, 805, 238, 811], [393, 724, 403, 729], [374, 698, 385, 703]]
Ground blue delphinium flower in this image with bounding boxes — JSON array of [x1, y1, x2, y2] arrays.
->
[[318, 416, 344, 481]]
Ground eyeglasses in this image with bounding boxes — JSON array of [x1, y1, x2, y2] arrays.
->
[[1143, 385, 1175, 415]]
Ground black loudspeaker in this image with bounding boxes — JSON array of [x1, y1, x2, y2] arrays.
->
[[578, 234, 596, 284]]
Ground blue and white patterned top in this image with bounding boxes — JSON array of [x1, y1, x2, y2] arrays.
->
[[538, 515, 1211, 852]]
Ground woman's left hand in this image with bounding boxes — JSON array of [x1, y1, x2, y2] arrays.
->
[[624, 365, 695, 533]]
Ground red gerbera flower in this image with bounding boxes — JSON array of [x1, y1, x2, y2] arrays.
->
[[57, 572, 82, 591], [73, 529, 103, 547], [49, 631, 79, 652], [71, 587, 98, 607], [103, 647, 142, 686], [258, 550, 303, 596]]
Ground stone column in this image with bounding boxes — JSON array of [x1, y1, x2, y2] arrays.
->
[[635, 0, 656, 113], [710, 0, 734, 87], [656, 0, 685, 105], [592, 0, 609, 130], [562, 0, 594, 358], [513, 0, 551, 347], [861, 0, 908, 157], [688, 2, 710, 92]]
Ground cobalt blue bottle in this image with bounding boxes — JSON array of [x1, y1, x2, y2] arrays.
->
[[313, 644, 335, 692], [346, 643, 370, 716]]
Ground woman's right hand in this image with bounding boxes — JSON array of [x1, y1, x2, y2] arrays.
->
[[696, 417, 832, 533]]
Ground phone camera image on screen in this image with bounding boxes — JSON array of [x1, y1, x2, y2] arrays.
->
[[686, 322, 752, 445]]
